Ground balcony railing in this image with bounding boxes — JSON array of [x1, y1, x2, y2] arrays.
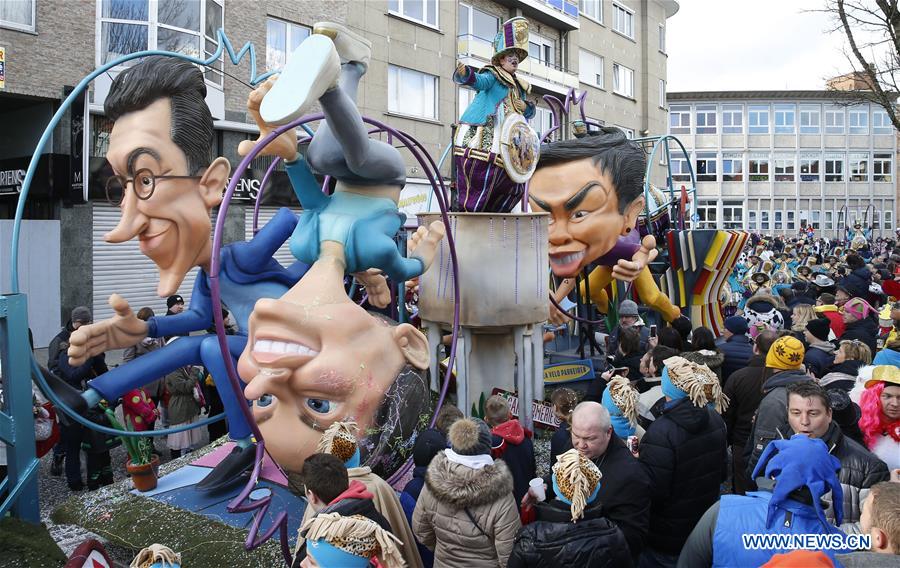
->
[[457, 35, 578, 95]]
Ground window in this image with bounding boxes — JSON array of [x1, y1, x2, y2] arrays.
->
[[799, 154, 820, 182], [458, 3, 498, 44], [669, 104, 691, 135], [774, 211, 783, 231], [799, 104, 820, 134], [612, 3, 634, 38], [723, 201, 744, 229], [696, 152, 717, 182], [760, 211, 770, 231], [811, 210, 821, 230], [670, 155, 691, 182], [458, 87, 476, 120], [722, 104, 743, 134], [529, 33, 555, 67], [99, 0, 224, 75], [849, 152, 868, 182], [722, 152, 743, 182], [824, 154, 844, 182], [696, 201, 718, 229], [612, 63, 634, 98], [874, 153, 892, 182], [872, 108, 893, 134], [749, 105, 769, 134], [266, 17, 311, 72], [849, 106, 868, 135], [659, 24, 666, 53], [580, 0, 602, 22], [203, 0, 224, 86], [774, 104, 795, 134], [696, 104, 717, 135], [579, 50, 603, 89], [530, 106, 554, 138], [749, 154, 770, 181], [389, 0, 438, 27], [774, 155, 795, 182], [659, 79, 666, 109], [885, 210, 893, 229], [825, 106, 845, 134], [824, 210, 833, 231], [786, 210, 796, 231], [748, 211, 758, 231], [1, 0, 34, 32], [874, 211, 881, 230], [388, 65, 438, 120]]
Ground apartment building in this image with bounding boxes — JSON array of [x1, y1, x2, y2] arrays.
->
[[666, 89, 897, 239], [0, 0, 676, 344]]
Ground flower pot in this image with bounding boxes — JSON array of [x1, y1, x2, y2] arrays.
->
[[126, 455, 160, 492]]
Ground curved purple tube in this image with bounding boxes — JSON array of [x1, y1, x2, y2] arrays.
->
[[252, 157, 282, 235]]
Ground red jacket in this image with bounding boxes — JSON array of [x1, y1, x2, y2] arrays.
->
[[815, 305, 846, 338]]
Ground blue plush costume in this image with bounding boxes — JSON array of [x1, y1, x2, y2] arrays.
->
[[88, 208, 308, 441], [284, 156, 424, 282]]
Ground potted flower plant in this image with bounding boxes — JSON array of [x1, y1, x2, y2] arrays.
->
[[105, 409, 159, 492]]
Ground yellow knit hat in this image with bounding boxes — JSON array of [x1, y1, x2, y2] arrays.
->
[[765, 336, 805, 371]]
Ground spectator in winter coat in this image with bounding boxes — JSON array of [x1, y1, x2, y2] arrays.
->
[[785, 382, 889, 529], [841, 298, 880, 354], [745, 336, 813, 477], [717, 316, 753, 382], [678, 435, 849, 568], [840, 254, 873, 300], [681, 327, 725, 384], [638, 356, 728, 567], [873, 337, 900, 366], [723, 330, 780, 495], [164, 362, 203, 460], [401, 428, 446, 568], [815, 292, 846, 338], [803, 317, 836, 378], [858, 366, 900, 472], [485, 395, 535, 505], [834, 482, 900, 568], [549, 387, 578, 468], [523, 402, 651, 562], [413, 418, 521, 568], [508, 449, 633, 568]]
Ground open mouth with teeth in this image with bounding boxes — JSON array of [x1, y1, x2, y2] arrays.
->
[[251, 338, 320, 364], [549, 250, 586, 276]]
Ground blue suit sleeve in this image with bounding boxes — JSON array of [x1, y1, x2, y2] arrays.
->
[[285, 155, 329, 211], [523, 101, 536, 120], [148, 275, 213, 338], [232, 207, 297, 272]]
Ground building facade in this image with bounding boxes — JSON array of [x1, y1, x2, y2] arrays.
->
[[666, 90, 897, 239], [0, 0, 676, 345]]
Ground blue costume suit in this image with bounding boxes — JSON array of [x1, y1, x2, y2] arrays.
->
[[88, 208, 309, 440], [454, 66, 535, 124], [284, 155, 424, 281]]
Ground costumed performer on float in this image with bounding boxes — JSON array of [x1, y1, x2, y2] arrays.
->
[[452, 16, 540, 213], [57, 56, 309, 492], [529, 127, 681, 324], [234, 24, 444, 480]]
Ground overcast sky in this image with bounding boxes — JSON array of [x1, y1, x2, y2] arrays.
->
[[666, 0, 852, 92]]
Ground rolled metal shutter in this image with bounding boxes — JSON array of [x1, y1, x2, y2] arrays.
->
[[92, 203, 202, 321], [244, 206, 296, 268]]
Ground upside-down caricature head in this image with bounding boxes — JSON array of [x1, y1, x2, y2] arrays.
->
[[237, 256, 431, 474], [528, 127, 646, 277], [103, 56, 230, 297]]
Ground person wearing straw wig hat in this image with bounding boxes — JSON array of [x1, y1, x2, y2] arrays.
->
[[637, 357, 728, 566], [601, 376, 645, 445], [301, 511, 406, 568], [507, 449, 632, 567]]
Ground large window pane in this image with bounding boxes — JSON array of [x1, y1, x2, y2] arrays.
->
[[405, 0, 423, 21], [266, 18, 287, 71], [473, 9, 498, 41], [158, 27, 200, 59], [1, 0, 34, 28], [102, 22, 148, 64], [205, 0, 222, 38], [158, 0, 200, 32], [389, 65, 438, 119], [102, 0, 149, 21]]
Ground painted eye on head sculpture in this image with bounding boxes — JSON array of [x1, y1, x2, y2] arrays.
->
[[257, 394, 274, 407], [305, 398, 333, 414]]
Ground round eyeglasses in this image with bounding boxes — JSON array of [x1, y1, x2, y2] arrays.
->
[[105, 168, 202, 207]]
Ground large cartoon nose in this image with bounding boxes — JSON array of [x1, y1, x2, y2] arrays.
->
[[548, 220, 571, 246], [105, 188, 149, 243]]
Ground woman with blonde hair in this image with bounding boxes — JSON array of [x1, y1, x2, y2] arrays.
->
[[790, 304, 818, 334]]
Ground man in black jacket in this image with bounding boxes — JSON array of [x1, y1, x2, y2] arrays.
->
[[840, 254, 872, 300], [786, 382, 890, 528], [723, 330, 778, 494], [718, 316, 754, 382], [523, 401, 651, 562], [638, 356, 728, 567]]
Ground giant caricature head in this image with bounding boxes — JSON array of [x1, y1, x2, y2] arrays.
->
[[237, 257, 431, 474], [528, 127, 646, 277], [103, 56, 230, 297]]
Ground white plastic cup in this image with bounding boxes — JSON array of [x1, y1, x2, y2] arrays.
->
[[529, 478, 546, 502]]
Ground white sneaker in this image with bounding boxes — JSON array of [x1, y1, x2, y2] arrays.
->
[[260, 34, 341, 126], [313, 21, 372, 70]]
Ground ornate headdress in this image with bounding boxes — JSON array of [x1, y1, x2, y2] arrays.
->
[[551, 449, 603, 522], [316, 421, 361, 468], [661, 356, 729, 413], [492, 17, 529, 65], [302, 513, 405, 568]]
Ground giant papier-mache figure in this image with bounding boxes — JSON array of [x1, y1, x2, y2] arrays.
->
[[452, 16, 541, 213], [529, 129, 681, 323], [235, 22, 445, 476]]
